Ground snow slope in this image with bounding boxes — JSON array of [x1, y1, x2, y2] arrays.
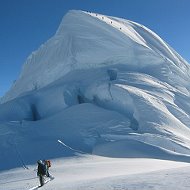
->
[[1, 9, 190, 182], [2, 10, 190, 103], [1, 155, 190, 190]]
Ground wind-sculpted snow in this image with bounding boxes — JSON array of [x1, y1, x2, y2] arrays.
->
[[1, 10, 190, 171], [2, 10, 190, 103]]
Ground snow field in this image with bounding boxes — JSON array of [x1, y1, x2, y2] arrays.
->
[[0, 155, 190, 190], [1, 10, 190, 190]]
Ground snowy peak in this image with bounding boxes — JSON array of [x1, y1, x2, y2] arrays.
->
[[57, 10, 149, 48], [1, 10, 190, 103], [1, 10, 190, 171], [86, 11, 188, 68]]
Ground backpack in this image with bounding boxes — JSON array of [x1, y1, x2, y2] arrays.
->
[[46, 160, 51, 168]]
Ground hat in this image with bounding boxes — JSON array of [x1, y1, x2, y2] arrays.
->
[[37, 160, 42, 164]]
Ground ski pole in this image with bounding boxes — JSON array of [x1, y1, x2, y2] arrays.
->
[[14, 144, 29, 170]]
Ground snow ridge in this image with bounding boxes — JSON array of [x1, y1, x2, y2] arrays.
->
[[2, 10, 190, 103], [1, 10, 190, 172]]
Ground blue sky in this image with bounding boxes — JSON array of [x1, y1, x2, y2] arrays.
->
[[1, 0, 190, 97]]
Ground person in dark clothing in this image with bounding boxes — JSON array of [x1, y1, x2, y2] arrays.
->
[[37, 160, 46, 186]]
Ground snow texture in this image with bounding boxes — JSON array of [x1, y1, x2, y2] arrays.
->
[[1, 10, 190, 190], [1, 156, 190, 190]]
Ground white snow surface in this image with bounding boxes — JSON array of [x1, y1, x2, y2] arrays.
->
[[2, 10, 190, 103], [1, 10, 190, 189], [1, 155, 190, 190]]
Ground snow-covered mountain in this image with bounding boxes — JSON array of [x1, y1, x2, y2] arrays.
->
[[2, 10, 190, 103], [1, 10, 190, 171]]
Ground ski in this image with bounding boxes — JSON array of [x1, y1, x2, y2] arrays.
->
[[28, 177, 54, 189]]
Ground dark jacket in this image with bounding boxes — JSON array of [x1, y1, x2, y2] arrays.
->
[[37, 163, 46, 176]]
